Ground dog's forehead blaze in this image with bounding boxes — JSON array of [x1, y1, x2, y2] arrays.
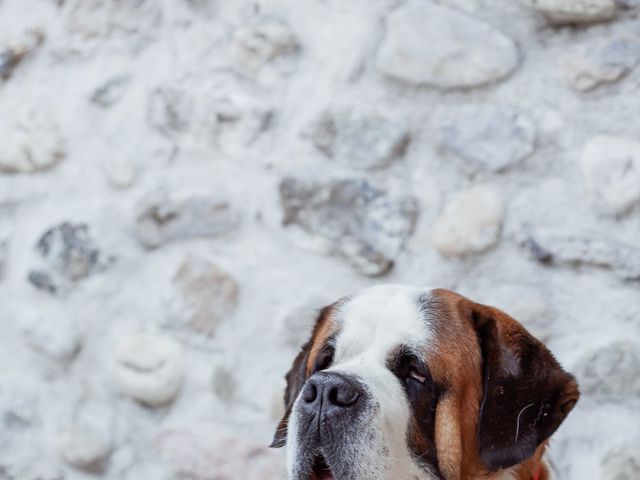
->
[[333, 285, 436, 364]]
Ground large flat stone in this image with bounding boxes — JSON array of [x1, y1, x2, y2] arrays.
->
[[376, 1, 519, 89]]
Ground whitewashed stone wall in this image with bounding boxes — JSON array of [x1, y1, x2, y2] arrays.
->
[[0, 0, 639, 479]]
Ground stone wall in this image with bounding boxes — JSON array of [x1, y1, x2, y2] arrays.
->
[[0, 0, 639, 478]]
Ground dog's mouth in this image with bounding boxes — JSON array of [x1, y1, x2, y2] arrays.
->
[[309, 454, 334, 480]]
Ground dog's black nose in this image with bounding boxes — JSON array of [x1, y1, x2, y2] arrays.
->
[[301, 371, 363, 416]]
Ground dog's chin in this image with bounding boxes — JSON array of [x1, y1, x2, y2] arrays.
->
[[308, 454, 335, 480]]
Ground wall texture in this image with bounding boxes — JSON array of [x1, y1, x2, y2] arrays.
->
[[0, 0, 639, 478]]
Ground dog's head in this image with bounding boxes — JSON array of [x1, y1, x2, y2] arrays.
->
[[271, 285, 579, 480]]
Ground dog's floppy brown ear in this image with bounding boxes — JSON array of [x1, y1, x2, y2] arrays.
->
[[270, 304, 335, 448], [270, 340, 311, 448], [469, 302, 579, 470]]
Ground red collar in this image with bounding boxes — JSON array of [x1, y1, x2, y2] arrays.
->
[[532, 466, 541, 480]]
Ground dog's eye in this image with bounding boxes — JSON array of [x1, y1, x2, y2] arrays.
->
[[389, 351, 431, 387], [408, 365, 427, 384]]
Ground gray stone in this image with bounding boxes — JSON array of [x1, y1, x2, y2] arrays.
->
[[575, 341, 640, 400], [0, 31, 44, 81], [90, 75, 130, 107], [280, 177, 419, 276], [0, 108, 65, 174], [147, 87, 193, 136], [232, 18, 299, 71], [528, 0, 617, 24], [439, 105, 536, 172], [602, 447, 640, 480], [523, 232, 640, 280], [167, 255, 239, 337], [135, 191, 239, 248], [580, 135, 640, 217], [376, 1, 519, 89], [308, 108, 410, 170], [112, 333, 185, 407], [567, 37, 640, 91], [433, 187, 504, 257], [60, 426, 111, 473], [27, 222, 111, 293]]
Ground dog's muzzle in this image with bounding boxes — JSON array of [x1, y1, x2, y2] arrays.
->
[[292, 371, 372, 480]]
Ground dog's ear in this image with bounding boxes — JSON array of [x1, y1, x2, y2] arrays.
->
[[270, 339, 311, 448], [469, 302, 579, 470], [270, 305, 334, 448]]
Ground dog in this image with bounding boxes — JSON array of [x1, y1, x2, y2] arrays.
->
[[271, 285, 579, 480]]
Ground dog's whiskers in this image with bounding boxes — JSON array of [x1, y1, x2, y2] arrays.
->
[[514, 403, 535, 443]]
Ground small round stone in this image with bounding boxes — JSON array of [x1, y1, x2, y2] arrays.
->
[[60, 426, 111, 473], [113, 333, 185, 407], [433, 187, 504, 257], [376, 1, 519, 89], [580, 135, 640, 217]]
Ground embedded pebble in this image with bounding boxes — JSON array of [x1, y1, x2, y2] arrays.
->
[[210, 94, 273, 149], [66, 0, 162, 39], [167, 255, 239, 337], [0, 108, 65, 174], [233, 18, 298, 70], [135, 191, 239, 248], [433, 187, 504, 256], [376, 1, 519, 89], [580, 135, 640, 217], [0, 31, 44, 81], [112, 333, 185, 407], [566, 37, 640, 91], [103, 154, 138, 188], [60, 426, 112, 473], [439, 104, 536, 172], [308, 107, 410, 170], [523, 232, 640, 280], [280, 177, 418, 276], [27, 222, 110, 294], [528, 0, 617, 24]]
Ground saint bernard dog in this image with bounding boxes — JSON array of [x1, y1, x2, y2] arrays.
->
[[271, 285, 579, 480]]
